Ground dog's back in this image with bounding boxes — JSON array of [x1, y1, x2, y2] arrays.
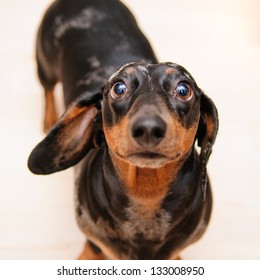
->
[[36, 0, 157, 106], [30, 0, 219, 260]]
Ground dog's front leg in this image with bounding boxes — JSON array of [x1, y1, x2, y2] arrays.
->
[[78, 240, 106, 260]]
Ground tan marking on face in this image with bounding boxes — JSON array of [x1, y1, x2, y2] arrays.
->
[[165, 67, 175, 75], [103, 115, 131, 156], [124, 66, 137, 75], [104, 112, 174, 203], [104, 100, 200, 163], [164, 112, 200, 159], [103, 100, 200, 206]]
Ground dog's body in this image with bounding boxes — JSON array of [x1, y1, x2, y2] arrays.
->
[[36, 0, 157, 132], [29, 0, 218, 260]]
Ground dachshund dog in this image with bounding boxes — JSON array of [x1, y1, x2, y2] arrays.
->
[[28, 0, 218, 260]]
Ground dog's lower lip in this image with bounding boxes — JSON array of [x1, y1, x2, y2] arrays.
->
[[131, 152, 166, 159]]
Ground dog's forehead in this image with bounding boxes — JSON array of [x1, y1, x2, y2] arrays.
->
[[108, 62, 193, 82], [108, 62, 149, 81], [160, 63, 194, 79]]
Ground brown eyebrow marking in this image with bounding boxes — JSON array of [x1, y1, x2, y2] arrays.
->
[[125, 66, 137, 75], [165, 67, 175, 75]]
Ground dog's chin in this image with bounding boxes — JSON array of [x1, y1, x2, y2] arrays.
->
[[127, 153, 170, 168]]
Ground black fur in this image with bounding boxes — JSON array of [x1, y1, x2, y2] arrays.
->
[[28, 0, 218, 259], [36, 0, 157, 106]]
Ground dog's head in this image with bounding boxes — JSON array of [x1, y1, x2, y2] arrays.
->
[[102, 62, 218, 168], [28, 62, 218, 190]]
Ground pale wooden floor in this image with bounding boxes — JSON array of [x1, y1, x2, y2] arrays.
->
[[0, 0, 259, 259]]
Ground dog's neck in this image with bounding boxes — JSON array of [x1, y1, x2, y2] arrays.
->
[[108, 150, 184, 210]]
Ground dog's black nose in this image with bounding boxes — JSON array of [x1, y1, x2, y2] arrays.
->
[[131, 116, 166, 147]]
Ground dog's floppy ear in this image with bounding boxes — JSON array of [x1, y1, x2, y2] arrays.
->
[[196, 92, 219, 200], [28, 91, 102, 174]]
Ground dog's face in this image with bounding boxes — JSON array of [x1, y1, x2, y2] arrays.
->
[[102, 62, 201, 168], [28, 62, 218, 181]]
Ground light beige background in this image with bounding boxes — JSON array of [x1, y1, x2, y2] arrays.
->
[[0, 0, 259, 259]]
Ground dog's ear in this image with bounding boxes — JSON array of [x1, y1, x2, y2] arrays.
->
[[196, 92, 219, 200], [28, 91, 102, 174]]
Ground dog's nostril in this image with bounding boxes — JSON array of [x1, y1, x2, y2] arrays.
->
[[133, 127, 145, 139], [153, 127, 165, 139], [131, 116, 166, 147]]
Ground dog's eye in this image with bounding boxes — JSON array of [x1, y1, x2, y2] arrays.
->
[[111, 82, 128, 99], [175, 83, 193, 100]]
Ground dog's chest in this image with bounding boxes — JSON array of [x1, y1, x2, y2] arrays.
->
[[103, 201, 173, 259], [119, 201, 172, 242]]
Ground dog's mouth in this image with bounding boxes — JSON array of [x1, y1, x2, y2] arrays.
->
[[113, 150, 180, 168], [125, 152, 170, 168], [130, 152, 166, 159]]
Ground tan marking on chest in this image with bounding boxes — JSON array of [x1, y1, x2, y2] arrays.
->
[[110, 152, 182, 213]]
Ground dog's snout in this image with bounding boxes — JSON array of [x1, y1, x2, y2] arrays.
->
[[131, 116, 166, 147]]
